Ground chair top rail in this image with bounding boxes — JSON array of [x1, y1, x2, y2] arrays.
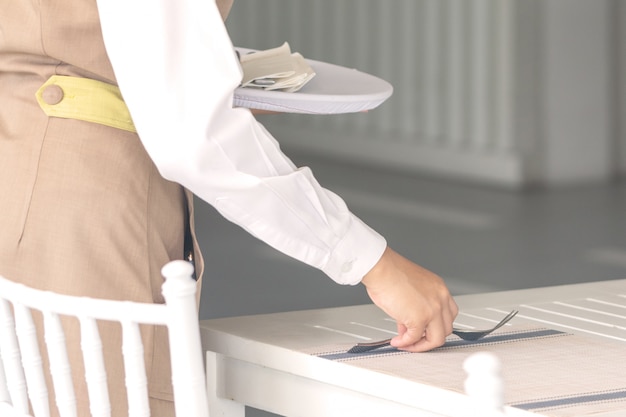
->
[[0, 276, 168, 325]]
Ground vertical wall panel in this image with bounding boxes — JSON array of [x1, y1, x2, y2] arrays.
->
[[470, 0, 491, 149], [493, 0, 515, 152], [618, 0, 626, 174], [445, 0, 467, 147], [422, 0, 443, 144]]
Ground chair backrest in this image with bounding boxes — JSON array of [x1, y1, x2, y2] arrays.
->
[[0, 260, 208, 417]]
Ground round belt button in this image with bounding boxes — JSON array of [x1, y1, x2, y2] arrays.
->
[[41, 84, 64, 105]]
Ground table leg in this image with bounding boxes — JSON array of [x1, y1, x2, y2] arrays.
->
[[206, 351, 246, 417]]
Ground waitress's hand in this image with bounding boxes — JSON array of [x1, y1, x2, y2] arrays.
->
[[361, 247, 458, 352]]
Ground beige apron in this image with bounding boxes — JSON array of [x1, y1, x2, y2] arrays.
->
[[0, 0, 233, 415]]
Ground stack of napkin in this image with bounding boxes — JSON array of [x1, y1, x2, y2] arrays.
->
[[239, 42, 316, 93]]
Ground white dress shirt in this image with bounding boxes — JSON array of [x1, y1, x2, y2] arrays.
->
[[95, 0, 387, 285]]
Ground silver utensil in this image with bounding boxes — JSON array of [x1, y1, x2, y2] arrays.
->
[[347, 310, 518, 354]]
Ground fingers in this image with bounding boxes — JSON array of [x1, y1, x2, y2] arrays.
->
[[391, 298, 459, 352], [361, 247, 459, 353], [391, 321, 446, 352], [391, 324, 445, 352]]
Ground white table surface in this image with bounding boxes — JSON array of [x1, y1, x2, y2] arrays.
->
[[199, 279, 626, 417]]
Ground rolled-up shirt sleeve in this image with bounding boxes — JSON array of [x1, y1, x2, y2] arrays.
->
[[95, 0, 387, 285]]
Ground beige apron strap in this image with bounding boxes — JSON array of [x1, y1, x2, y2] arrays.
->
[[35, 75, 137, 133], [216, 0, 234, 20]]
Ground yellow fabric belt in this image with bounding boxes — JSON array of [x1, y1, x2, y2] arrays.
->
[[35, 75, 137, 133]]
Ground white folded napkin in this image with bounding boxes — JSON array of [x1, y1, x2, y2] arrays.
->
[[239, 42, 316, 93]]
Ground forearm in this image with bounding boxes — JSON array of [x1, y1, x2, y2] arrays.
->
[[95, 0, 386, 284]]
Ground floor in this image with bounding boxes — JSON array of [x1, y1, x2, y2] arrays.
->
[[193, 150, 626, 417]]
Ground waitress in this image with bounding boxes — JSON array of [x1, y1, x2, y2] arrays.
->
[[0, 1, 458, 416]]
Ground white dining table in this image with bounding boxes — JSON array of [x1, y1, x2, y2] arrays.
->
[[199, 279, 626, 417]]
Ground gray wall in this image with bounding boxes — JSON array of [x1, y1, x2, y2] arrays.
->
[[224, 0, 626, 188]]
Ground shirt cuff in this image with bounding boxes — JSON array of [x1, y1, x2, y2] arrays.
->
[[322, 214, 387, 285]]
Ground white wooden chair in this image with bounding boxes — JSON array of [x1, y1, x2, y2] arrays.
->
[[0, 260, 208, 417]]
